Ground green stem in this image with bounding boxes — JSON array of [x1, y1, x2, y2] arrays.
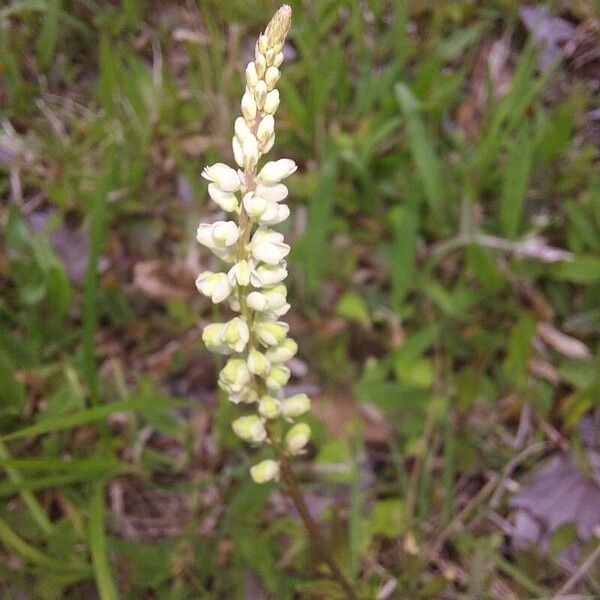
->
[[271, 436, 360, 600]]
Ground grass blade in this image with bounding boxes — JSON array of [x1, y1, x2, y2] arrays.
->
[[1, 396, 188, 441], [499, 123, 533, 238], [89, 483, 119, 600], [0, 441, 53, 535], [395, 83, 446, 227]]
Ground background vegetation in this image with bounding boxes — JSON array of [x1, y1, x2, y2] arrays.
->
[[1, 0, 600, 598]]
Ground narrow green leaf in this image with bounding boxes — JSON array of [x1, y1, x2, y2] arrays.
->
[[1, 397, 189, 441], [36, 0, 61, 70], [499, 124, 533, 238], [0, 441, 53, 534], [395, 83, 445, 226], [89, 484, 119, 600], [548, 256, 600, 283], [389, 199, 419, 308]]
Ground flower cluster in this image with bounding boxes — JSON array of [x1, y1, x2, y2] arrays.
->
[[196, 5, 311, 483]]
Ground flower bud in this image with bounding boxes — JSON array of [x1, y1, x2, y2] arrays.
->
[[208, 183, 238, 212], [258, 34, 269, 54], [257, 159, 297, 184], [258, 395, 281, 419], [232, 415, 267, 444], [259, 134, 275, 154], [232, 136, 244, 168], [281, 394, 311, 419], [255, 320, 289, 346], [266, 337, 298, 363], [247, 347, 271, 377], [263, 89, 280, 114], [254, 80, 268, 110], [245, 62, 259, 89], [256, 115, 275, 143], [222, 317, 250, 352], [262, 284, 287, 308], [234, 116, 252, 142], [265, 66, 280, 90], [251, 229, 290, 265], [266, 364, 291, 390], [202, 163, 241, 192], [241, 91, 257, 122], [242, 192, 267, 219], [285, 423, 311, 455], [242, 133, 260, 170], [255, 183, 288, 202], [255, 53, 267, 77], [265, 48, 275, 65], [250, 459, 280, 483], [195, 272, 232, 303], [247, 291, 269, 311], [228, 259, 251, 287], [250, 262, 288, 287]]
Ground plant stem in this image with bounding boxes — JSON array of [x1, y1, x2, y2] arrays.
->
[[272, 439, 360, 600]]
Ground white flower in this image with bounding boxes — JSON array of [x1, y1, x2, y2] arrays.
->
[[255, 320, 289, 346], [257, 159, 297, 184], [258, 395, 281, 419], [251, 229, 290, 265], [247, 347, 270, 377], [213, 221, 240, 245], [250, 262, 288, 287], [285, 423, 311, 454], [219, 358, 252, 395], [197, 221, 240, 250], [255, 182, 288, 202], [265, 337, 298, 363], [250, 459, 280, 483], [228, 259, 251, 286], [202, 323, 230, 355], [265, 364, 291, 390], [232, 415, 267, 444], [263, 284, 287, 307], [250, 285, 289, 317], [208, 183, 238, 212], [202, 163, 242, 192], [263, 89, 280, 114], [242, 192, 267, 219], [258, 200, 289, 226], [274, 52, 284, 67], [281, 394, 310, 419], [247, 291, 269, 311], [222, 317, 250, 352], [195, 272, 232, 303], [230, 387, 259, 405]]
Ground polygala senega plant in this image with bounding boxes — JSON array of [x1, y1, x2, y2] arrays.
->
[[196, 6, 359, 598]]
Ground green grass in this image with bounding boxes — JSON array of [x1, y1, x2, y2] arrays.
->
[[1, 0, 600, 598]]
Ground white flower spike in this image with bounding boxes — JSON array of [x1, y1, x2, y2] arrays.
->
[[195, 5, 312, 483]]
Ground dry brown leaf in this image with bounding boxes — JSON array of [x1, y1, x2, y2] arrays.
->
[[537, 322, 591, 360]]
